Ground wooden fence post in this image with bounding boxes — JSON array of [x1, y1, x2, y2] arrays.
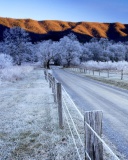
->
[[51, 77, 54, 93], [121, 70, 123, 80], [48, 73, 52, 88], [99, 70, 101, 76], [57, 83, 63, 129], [84, 111, 103, 160], [53, 77, 57, 103], [107, 69, 109, 78], [93, 70, 94, 75], [44, 70, 48, 81], [86, 68, 87, 74]]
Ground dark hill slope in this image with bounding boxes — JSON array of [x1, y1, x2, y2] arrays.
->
[[0, 17, 128, 42]]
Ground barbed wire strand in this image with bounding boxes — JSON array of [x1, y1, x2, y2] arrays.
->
[[62, 96, 84, 147], [63, 107, 82, 160], [62, 96, 91, 160]]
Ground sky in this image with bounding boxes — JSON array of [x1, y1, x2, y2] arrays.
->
[[0, 0, 128, 23]]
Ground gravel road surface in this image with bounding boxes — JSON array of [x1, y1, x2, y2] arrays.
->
[[53, 69, 128, 159]]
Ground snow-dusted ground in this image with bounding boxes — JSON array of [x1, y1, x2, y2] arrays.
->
[[0, 68, 85, 160]]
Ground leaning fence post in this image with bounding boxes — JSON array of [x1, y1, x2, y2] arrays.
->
[[84, 111, 103, 160], [57, 82, 63, 129]]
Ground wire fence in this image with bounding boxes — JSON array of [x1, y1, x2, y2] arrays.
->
[[44, 69, 121, 160], [68, 67, 128, 81]]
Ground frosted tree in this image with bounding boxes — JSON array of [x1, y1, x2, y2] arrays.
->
[[80, 43, 93, 62], [107, 44, 126, 61], [25, 42, 37, 63], [99, 38, 111, 50], [86, 42, 103, 61], [59, 34, 82, 67], [3, 27, 31, 65], [37, 40, 59, 68], [82, 38, 127, 62]]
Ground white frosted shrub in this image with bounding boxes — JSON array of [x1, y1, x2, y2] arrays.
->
[[0, 54, 13, 69], [1, 66, 33, 82]]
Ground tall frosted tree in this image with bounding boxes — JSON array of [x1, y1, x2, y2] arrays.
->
[[59, 34, 82, 67], [3, 27, 31, 65], [37, 40, 59, 68]]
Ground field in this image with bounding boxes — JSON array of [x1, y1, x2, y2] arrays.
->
[[0, 67, 84, 160]]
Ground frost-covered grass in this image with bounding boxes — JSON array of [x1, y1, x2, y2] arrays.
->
[[0, 65, 33, 82], [0, 68, 84, 160]]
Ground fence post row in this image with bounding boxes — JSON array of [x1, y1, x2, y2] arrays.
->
[[76, 67, 127, 80], [84, 111, 103, 160], [44, 70, 63, 129]]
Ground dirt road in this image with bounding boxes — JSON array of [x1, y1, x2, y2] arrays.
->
[[53, 69, 128, 159]]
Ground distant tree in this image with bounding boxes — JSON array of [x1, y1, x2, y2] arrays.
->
[[99, 38, 111, 50], [25, 42, 38, 63], [3, 27, 31, 65], [90, 37, 99, 42], [87, 42, 103, 61], [107, 44, 126, 61], [59, 34, 82, 67], [80, 43, 93, 62], [37, 40, 59, 68]]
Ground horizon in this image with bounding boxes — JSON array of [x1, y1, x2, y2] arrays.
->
[[0, 0, 128, 24], [0, 16, 126, 25]]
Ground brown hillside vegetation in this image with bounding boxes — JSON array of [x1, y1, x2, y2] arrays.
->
[[0, 17, 128, 42]]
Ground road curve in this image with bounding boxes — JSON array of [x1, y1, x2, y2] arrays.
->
[[53, 69, 128, 159]]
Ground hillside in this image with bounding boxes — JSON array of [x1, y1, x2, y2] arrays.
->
[[0, 17, 128, 42]]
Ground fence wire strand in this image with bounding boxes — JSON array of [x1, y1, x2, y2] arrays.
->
[[62, 96, 91, 160], [63, 107, 82, 160]]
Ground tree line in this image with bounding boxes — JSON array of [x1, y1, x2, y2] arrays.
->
[[0, 27, 128, 69]]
